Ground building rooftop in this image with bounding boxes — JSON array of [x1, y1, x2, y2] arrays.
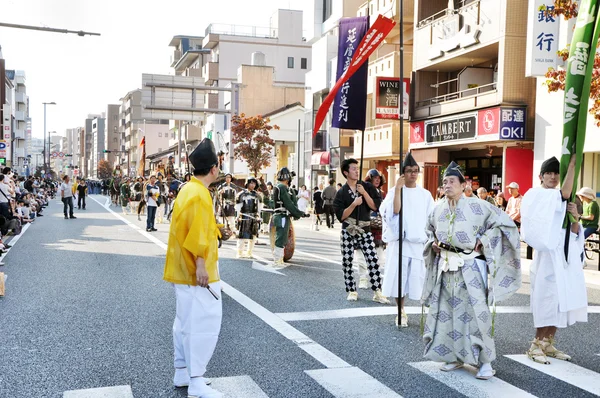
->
[[168, 35, 204, 47]]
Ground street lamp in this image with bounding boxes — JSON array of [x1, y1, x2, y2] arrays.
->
[[42, 101, 56, 173]]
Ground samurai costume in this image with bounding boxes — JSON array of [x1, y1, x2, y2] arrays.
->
[[333, 162, 388, 303], [235, 178, 262, 258], [217, 175, 237, 233], [163, 138, 223, 398], [271, 167, 305, 265], [421, 162, 521, 379], [521, 156, 587, 363], [119, 178, 131, 212], [381, 152, 434, 327]]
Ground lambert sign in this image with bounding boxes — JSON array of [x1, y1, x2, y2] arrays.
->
[[425, 114, 477, 143]]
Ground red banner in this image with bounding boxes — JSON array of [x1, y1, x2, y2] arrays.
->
[[313, 15, 397, 136]]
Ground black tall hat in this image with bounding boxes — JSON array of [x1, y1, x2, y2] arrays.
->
[[277, 167, 292, 182], [443, 161, 465, 183], [402, 151, 418, 171], [246, 177, 259, 188], [540, 156, 560, 175], [189, 139, 218, 171]]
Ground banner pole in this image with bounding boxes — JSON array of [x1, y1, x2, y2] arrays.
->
[[397, 0, 405, 328]]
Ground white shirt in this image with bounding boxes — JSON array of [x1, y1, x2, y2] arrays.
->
[[146, 184, 159, 207], [61, 182, 73, 198], [0, 182, 10, 203]]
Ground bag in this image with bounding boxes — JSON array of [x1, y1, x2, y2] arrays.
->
[[0, 272, 5, 296], [156, 195, 163, 206], [370, 213, 382, 230]]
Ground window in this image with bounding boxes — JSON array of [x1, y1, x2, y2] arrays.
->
[[301, 58, 307, 69], [158, 132, 162, 137], [323, 0, 333, 21], [287, 57, 294, 68]]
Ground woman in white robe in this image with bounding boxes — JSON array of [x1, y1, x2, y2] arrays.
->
[[521, 155, 587, 364]]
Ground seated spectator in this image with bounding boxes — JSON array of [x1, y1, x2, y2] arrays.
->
[[16, 200, 33, 224]]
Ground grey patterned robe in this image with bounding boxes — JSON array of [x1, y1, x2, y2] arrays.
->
[[421, 196, 521, 365]]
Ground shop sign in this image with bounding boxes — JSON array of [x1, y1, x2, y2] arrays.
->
[[375, 77, 409, 120], [425, 114, 477, 143], [499, 108, 526, 140], [525, 0, 560, 77], [409, 121, 425, 144]]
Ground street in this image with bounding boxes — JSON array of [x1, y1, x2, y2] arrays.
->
[[0, 196, 599, 398]]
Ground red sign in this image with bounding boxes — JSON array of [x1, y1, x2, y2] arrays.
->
[[410, 121, 425, 144], [478, 108, 500, 135], [375, 77, 410, 120], [313, 15, 397, 136]]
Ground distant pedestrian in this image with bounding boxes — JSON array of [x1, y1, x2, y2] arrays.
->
[[297, 185, 309, 212], [322, 178, 336, 228], [576, 187, 599, 239], [505, 182, 522, 227], [60, 175, 76, 219], [313, 186, 324, 226], [476, 187, 495, 205], [463, 185, 474, 197], [495, 191, 507, 211], [77, 178, 88, 210], [146, 175, 159, 232]]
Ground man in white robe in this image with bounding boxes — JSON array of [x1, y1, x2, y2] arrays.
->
[[381, 152, 434, 327], [521, 155, 587, 364]]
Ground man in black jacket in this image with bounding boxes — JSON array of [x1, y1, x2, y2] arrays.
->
[[322, 178, 336, 228], [333, 159, 389, 304]]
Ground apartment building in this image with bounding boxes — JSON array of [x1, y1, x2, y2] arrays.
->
[[409, 0, 536, 196], [6, 70, 29, 173], [119, 89, 170, 177], [104, 104, 120, 169], [90, 116, 105, 178]]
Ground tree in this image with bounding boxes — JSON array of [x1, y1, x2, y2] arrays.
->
[[230, 113, 278, 177], [543, 1, 600, 126], [97, 159, 113, 179]]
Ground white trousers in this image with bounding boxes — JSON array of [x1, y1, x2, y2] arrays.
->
[[173, 282, 222, 377]]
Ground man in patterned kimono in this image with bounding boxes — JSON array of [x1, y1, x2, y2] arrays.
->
[[421, 161, 521, 380]]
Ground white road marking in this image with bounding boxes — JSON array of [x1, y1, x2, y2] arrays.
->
[[408, 361, 535, 398], [209, 375, 269, 398], [276, 305, 600, 321], [63, 385, 133, 398], [305, 367, 401, 398], [294, 249, 340, 265], [1, 222, 31, 260], [251, 261, 286, 275], [505, 354, 600, 396]]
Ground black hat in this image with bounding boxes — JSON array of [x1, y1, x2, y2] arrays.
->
[[277, 167, 292, 182], [540, 156, 559, 175], [246, 177, 258, 188], [443, 161, 465, 183], [189, 138, 218, 171], [402, 152, 419, 172]]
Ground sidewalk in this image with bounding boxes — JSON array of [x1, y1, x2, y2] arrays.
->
[[293, 217, 600, 288]]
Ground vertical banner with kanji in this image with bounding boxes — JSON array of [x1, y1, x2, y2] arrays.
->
[[332, 17, 369, 130], [561, 0, 600, 202], [525, 0, 560, 77]]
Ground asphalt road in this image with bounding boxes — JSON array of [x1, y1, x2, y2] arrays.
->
[[0, 195, 598, 398]]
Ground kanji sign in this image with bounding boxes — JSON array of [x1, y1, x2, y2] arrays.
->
[[526, 0, 560, 76]]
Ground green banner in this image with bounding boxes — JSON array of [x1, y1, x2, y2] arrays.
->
[[561, 0, 600, 201]]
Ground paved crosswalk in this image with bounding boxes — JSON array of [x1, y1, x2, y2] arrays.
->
[[61, 357, 600, 397]]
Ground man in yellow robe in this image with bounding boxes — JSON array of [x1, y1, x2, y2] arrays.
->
[[163, 138, 223, 398]]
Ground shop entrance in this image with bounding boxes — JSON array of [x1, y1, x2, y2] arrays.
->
[[453, 156, 503, 192]]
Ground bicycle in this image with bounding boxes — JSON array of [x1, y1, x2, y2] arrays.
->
[[584, 230, 600, 270]]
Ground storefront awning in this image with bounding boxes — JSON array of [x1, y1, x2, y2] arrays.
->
[[311, 151, 330, 166]]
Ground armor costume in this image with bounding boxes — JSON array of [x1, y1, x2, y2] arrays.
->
[[270, 168, 307, 265], [235, 178, 262, 258], [218, 175, 237, 232], [120, 179, 131, 209]]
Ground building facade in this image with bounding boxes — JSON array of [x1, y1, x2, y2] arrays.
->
[[409, 0, 536, 197], [7, 70, 29, 174]]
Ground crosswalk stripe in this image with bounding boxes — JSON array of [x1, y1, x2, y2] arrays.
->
[[63, 385, 133, 398], [251, 261, 286, 275], [505, 354, 600, 396], [408, 361, 535, 398], [209, 376, 269, 398], [305, 367, 402, 398]]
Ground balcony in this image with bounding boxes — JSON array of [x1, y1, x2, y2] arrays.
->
[[15, 92, 26, 104], [415, 82, 498, 119], [353, 122, 406, 160], [367, 51, 399, 95], [203, 62, 219, 84], [14, 75, 25, 85], [414, 0, 501, 70], [170, 49, 182, 67], [187, 68, 203, 78], [205, 93, 218, 109], [15, 110, 26, 121], [14, 128, 26, 140]]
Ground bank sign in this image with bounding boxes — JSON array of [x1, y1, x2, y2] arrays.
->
[[410, 106, 526, 145]]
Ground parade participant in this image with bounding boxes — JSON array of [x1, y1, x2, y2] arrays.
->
[[166, 155, 176, 179], [217, 174, 237, 234], [130, 177, 144, 215], [356, 168, 387, 289], [77, 178, 88, 210], [271, 167, 307, 265], [381, 153, 434, 327], [120, 177, 132, 214], [235, 178, 262, 258], [156, 173, 168, 224], [113, 164, 123, 177], [260, 182, 274, 234], [163, 138, 223, 398], [333, 159, 389, 304], [521, 155, 587, 364], [146, 175, 160, 232], [421, 161, 521, 380], [137, 177, 147, 221]]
